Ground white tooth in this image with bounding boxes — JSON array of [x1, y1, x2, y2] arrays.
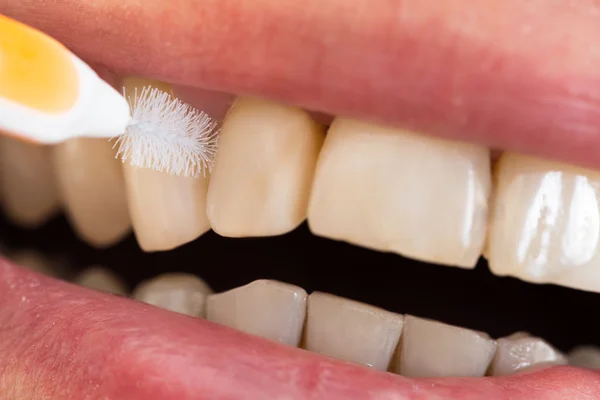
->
[[207, 97, 325, 237], [487, 153, 600, 292], [393, 315, 496, 377], [206, 280, 307, 346], [52, 138, 131, 248], [74, 266, 128, 295], [303, 292, 404, 370], [568, 346, 600, 369], [488, 332, 567, 376], [0, 137, 61, 227], [120, 77, 211, 251], [307, 118, 491, 268], [133, 273, 213, 317]]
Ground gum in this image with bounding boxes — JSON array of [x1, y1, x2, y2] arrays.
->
[[0, 258, 599, 400]]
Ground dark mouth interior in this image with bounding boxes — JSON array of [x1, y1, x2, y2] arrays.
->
[[1, 210, 596, 352]]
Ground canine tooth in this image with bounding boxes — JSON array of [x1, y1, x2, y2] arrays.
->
[[303, 292, 404, 370], [120, 77, 211, 251], [133, 273, 212, 317], [488, 332, 567, 376], [0, 138, 60, 227], [52, 138, 131, 247], [307, 118, 490, 268], [568, 346, 600, 369], [74, 266, 128, 295], [207, 97, 325, 237], [393, 315, 496, 377], [206, 280, 307, 346], [487, 153, 600, 292]]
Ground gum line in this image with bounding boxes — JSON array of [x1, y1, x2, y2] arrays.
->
[[1, 259, 599, 400]]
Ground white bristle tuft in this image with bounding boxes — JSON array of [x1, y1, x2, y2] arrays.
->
[[113, 86, 219, 178]]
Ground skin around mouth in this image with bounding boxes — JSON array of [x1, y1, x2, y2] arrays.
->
[[2, 0, 600, 171], [1, 259, 600, 400]]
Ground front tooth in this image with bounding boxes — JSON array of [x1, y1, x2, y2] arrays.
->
[[74, 266, 128, 296], [207, 97, 325, 237], [206, 280, 307, 346], [568, 346, 600, 369], [133, 273, 213, 317], [307, 118, 491, 268], [0, 138, 60, 227], [393, 315, 496, 377], [52, 138, 131, 247], [120, 77, 211, 251], [303, 292, 404, 370], [488, 332, 567, 376], [487, 153, 600, 292]]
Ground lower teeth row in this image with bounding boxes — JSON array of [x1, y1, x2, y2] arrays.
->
[[10, 250, 597, 377]]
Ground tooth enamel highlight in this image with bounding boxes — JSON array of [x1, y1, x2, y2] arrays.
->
[[568, 346, 600, 369], [52, 138, 131, 247], [206, 280, 307, 346], [303, 292, 404, 370], [207, 97, 325, 237], [0, 137, 60, 227], [133, 273, 213, 317], [488, 332, 567, 376], [393, 315, 496, 378], [307, 118, 491, 268], [487, 153, 600, 292], [120, 78, 211, 251], [74, 266, 128, 296]]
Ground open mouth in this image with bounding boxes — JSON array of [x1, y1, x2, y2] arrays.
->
[[2, 1, 600, 399]]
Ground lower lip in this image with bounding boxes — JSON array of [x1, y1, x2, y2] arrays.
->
[[1, 258, 598, 400]]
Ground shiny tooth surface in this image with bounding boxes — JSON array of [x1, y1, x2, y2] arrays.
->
[[52, 138, 131, 247], [303, 292, 404, 370], [487, 153, 600, 292], [74, 266, 128, 295], [0, 138, 60, 227], [393, 315, 496, 377], [307, 118, 490, 268], [120, 77, 211, 252], [568, 346, 600, 369], [206, 280, 307, 346], [133, 273, 213, 317], [488, 332, 567, 376], [207, 97, 325, 237]]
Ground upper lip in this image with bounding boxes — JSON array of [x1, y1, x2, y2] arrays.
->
[[3, 0, 600, 170]]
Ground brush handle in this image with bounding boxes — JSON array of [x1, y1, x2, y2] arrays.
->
[[0, 15, 131, 144]]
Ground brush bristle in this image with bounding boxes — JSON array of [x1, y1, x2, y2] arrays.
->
[[113, 86, 219, 178]]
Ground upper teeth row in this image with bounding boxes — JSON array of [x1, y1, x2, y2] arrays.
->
[[1, 76, 599, 294]]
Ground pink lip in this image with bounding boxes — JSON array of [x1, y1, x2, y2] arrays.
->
[[3, 0, 600, 169], [1, 259, 599, 400]]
